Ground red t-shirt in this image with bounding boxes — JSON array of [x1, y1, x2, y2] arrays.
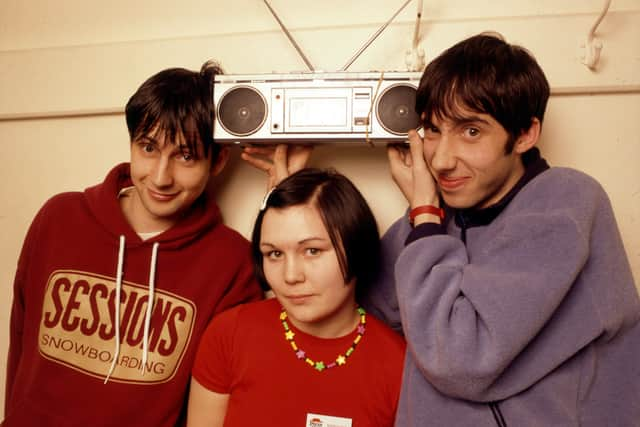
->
[[193, 298, 406, 427]]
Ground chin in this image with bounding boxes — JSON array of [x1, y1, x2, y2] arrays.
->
[[284, 305, 321, 324], [442, 197, 472, 210]]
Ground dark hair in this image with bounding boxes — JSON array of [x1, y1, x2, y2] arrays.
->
[[125, 60, 223, 160], [416, 33, 550, 152], [251, 168, 380, 299]]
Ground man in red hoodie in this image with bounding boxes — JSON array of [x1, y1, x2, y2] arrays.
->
[[3, 61, 263, 427]]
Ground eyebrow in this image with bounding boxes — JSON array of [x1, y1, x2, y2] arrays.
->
[[260, 237, 329, 247], [137, 135, 158, 144], [425, 115, 490, 129], [453, 116, 490, 126]]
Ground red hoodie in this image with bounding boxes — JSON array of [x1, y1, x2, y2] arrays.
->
[[3, 163, 262, 427]]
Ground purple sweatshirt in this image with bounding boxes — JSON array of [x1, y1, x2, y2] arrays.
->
[[363, 156, 640, 426]]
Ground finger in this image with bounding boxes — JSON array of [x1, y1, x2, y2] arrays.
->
[[407, 130, 427, 171], [273, 144, 290, 185], [388, 143, 412, 167], [288, 145, 313, 172], [406, 130, 439, 207], [240, 151, 273, 172], [386, 144, 401, 164], [242, 145, 276, 159], [386, 144, 414, 202], [386, 144, 408, 176]]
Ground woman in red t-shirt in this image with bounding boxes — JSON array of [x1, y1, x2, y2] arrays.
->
[[187, 166, 406, 427]]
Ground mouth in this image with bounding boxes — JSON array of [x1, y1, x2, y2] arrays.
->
[[285, 294, 313, 304], [147, 189, 179, 202], [438, 175, 468, 191]]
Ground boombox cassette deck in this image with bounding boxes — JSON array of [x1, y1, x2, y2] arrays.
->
[[213, 71, 422, 145]]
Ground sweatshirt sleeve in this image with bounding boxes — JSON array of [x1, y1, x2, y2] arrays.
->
[[395, 172, 636, 402], [361, 213, 446, 334], [5, 264, 25, 414], [360, 216, 411, 334], [5, 204, 44, 412]]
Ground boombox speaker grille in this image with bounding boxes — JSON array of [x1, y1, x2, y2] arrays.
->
[[217, 86, 267, 136], [376, 84, 420, 135]]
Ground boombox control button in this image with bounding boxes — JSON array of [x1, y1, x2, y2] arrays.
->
[[354, 117, 369, 126]]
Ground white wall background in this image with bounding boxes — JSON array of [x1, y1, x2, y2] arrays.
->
[[1, 0, 639, 417]]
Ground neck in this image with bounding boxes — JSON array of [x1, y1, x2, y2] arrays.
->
[[119, 190, 173, 234], [287, 297, 359, 339]]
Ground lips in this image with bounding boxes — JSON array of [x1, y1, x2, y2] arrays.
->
[[147, 188, 179, 202], [438, 175, 468, 191], [286, 294, 313, 304]]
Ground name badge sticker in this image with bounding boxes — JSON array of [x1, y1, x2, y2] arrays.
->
[[306, 413, 352, 427]]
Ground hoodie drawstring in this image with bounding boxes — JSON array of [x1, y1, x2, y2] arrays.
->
[[141, 242, 159, 374], [104, 235, 126, 384], [104, 237, 159, 383]]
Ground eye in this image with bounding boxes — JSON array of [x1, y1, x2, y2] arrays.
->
[[305, 247, 321, 256], [265, 250, 282, 260], [464, 127, 480, 138], [423, 124, 440, 139], [424, 124, 439, 134], [172, 146, 195, 162], [140, 143, 155, 153]]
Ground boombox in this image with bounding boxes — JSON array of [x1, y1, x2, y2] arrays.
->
[[212, 71, 422, 145]]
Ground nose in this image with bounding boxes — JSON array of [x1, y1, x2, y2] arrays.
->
[[429, 133, 456, 173], [284, 256, 304, 285], [151, 156, 174, 188]]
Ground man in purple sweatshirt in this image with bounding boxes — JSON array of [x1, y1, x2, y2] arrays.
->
[[363, 33, 640, 426]]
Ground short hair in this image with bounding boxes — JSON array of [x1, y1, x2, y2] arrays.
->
[[416, 33, 550, 151], [251, 168, 380, 300], [125, 60, 223, 160]]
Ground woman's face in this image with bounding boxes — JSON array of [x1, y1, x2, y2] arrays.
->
[[259, 203, 357, 338]]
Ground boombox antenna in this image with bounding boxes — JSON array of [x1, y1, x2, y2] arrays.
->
[[404, 0, 426, 71], [341, 0, 413, 71], [412, 0, 423, 49], [263, 0, 315, 71]]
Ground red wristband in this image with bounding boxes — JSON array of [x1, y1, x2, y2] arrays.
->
[[408, 205, 444, 224]]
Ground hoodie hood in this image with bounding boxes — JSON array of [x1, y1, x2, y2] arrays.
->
[[83, 163, 222, 250]]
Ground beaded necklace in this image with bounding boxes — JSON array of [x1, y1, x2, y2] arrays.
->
[[280, 307, 366, 372]]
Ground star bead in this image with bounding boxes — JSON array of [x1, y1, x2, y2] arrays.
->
[[285, 330, 295, 340], [315, 361, 325, 372], [336, 355, 346, 366], [357, 324, 366, 334], [296, 349, 306, 359]]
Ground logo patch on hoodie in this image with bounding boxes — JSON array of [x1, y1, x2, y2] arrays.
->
[[39, 270, 196, 384]]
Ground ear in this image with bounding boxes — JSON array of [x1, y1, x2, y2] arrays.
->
[[210, 146, 229, 177], [514, 118, 541, 154]]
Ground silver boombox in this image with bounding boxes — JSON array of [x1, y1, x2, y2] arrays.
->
[[212, 71, 422, 145]]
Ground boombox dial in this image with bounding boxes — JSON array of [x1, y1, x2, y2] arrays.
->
[[217, 86, 267, 136]]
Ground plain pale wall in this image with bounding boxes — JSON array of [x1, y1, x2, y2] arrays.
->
[[1, 0, 639, 417]]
